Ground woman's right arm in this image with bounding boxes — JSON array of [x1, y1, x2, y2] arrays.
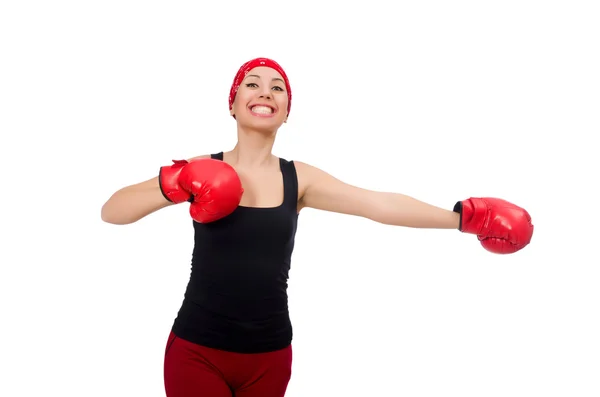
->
[[100, 176, 173, 225], [101, 155, 209, 225]]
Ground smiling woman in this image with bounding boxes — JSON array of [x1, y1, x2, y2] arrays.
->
[[228, 59, 291, 125], [100, 57, 534, 397]]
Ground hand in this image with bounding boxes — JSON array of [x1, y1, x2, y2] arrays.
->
[[178, 159, 244, 223], [454, 197, 534, 254]]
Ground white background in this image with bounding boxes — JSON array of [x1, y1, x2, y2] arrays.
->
[[1, 1, 599, 396]]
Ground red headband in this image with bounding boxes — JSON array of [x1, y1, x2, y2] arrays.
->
[[228, 57, 292, 116]]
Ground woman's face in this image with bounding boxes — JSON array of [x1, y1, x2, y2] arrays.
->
[[230, 66, 289, 131]]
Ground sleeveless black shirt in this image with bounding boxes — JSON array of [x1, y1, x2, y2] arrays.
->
[[171, 152, 299, 353]]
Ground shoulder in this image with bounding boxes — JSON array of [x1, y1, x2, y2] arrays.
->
[[292, 160, 319, 176], [277, 157, 317, 177], [290, 160, 331, 202], [186, 154, 212, 162], [293, 160, 331, 180]]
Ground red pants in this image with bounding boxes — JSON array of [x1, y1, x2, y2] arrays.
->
[[163, 332, 293, 397]]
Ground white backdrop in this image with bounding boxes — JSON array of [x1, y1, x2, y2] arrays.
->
[[2, 1, 599, 396]]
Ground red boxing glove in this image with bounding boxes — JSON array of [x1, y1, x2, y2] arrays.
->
[[453, 197, 534, 254], [178, 159, 244, 223], [159, 160, 192, 204]]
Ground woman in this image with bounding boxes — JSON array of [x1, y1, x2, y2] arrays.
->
[[101, 57, 534, 397]]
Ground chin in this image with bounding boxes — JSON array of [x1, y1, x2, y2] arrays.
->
[[238, 116, 285, 134]]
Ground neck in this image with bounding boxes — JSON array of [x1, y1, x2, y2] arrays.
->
[[229, 126, 278, 168]]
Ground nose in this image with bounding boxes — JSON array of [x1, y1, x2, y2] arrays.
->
[[259, 86, 272, 99]]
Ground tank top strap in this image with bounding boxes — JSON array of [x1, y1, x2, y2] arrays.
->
[[211, 152, 224, 160], [279, 158, 299, 211]]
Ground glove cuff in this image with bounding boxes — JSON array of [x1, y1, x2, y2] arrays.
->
[[159, 160, 190, 204], [452, 201, 463, 231], [455, 198, 489, 235]]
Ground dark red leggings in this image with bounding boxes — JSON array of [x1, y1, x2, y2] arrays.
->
[[163, 332, 292, 397]]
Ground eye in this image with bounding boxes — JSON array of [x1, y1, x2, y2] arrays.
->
[[272, 85, 284, 92], [245, 83, 258, 88]]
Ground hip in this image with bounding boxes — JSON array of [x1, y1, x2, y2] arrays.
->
[[172, 298, 293, 353]]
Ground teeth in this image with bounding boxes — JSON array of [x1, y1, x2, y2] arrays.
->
[[251, 106, 273, 114]]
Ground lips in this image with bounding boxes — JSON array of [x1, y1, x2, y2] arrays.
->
[[249, 104, 276, 116]]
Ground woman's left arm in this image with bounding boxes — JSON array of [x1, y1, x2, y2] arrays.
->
[[296, 161, 459, 229], [295, 161, 534, 254]]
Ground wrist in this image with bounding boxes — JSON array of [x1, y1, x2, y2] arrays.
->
[[452, 201, 463, 230], [454, 198, 487, 234], [159, 160, 191, 204]]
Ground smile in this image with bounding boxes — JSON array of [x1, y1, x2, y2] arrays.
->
[[249, 105, 276, 117]]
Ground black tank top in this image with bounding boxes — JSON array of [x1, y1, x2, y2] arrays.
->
[[171, 152, 300, 353]]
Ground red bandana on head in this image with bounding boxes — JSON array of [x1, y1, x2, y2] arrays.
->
[[228, 57, 292, 117]]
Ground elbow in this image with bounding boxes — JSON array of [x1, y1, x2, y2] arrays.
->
[[370, 210, 416, 228], [362, 205, 390, 225], [101, 203, 134, 225], [100, 211, 122, 225], [101, 215, 131, 225], [366, 201, 415, 228]]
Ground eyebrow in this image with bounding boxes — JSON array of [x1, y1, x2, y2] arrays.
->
[[245, 74, 285, 84]]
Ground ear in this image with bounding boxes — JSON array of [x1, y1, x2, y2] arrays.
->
[[230, 107, 235, 117]]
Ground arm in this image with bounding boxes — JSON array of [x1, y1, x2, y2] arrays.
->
[[296, 161, 459, 229], [100, 176, 173, 225], [295, 161, 534, 254], [100, 155, 210, 225]]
